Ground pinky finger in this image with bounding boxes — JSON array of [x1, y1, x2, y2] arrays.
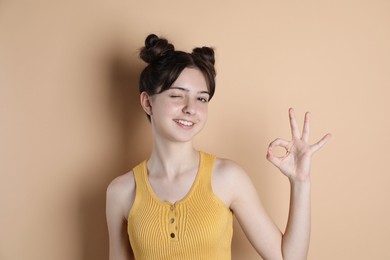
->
[[310, 133, 332, 153]]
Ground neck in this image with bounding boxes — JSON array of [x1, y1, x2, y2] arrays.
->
[[148, 137, 199, 178]]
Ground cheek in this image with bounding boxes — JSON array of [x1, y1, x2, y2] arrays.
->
[[198, 105, 208, 120], [154, 100, 176, 114]]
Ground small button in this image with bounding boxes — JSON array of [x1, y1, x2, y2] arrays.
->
[[170, 233, 175, 238], [170, 218, 175, 223]]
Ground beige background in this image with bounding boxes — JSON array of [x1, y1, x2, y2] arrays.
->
[[1, 0, 389, 259]]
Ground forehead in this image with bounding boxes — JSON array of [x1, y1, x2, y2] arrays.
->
[[171, 68, 209, 92]]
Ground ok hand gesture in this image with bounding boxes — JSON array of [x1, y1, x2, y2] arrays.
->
[[266, 108, 331, 182]]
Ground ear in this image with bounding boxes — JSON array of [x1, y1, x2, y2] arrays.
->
[[140, 92, 153, 116]]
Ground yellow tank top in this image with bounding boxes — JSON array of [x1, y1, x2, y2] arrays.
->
[[128, 151, 233, 260]]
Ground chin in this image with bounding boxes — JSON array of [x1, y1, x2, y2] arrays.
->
[[169, 128, 203, 143], [170, 133, 199, 143]]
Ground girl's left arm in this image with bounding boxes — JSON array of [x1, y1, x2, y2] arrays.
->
[[230, 108, 331, 260], [267, 108, 331, 259]]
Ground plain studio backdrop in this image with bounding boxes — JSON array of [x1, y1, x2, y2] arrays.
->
[[1, 0, 389, 259]]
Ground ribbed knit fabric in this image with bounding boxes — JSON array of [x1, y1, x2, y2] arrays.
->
[[128, 151, 233, 260]]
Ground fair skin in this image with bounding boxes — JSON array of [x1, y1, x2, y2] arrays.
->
[[106, 67, 331, 260]]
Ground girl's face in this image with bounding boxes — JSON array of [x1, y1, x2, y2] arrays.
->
[[145, 67, 210, 143]]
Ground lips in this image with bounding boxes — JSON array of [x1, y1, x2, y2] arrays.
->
[[174, 119, 194, 127]]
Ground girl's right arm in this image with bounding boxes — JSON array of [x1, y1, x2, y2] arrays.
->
[[106, 172, 136, 260]]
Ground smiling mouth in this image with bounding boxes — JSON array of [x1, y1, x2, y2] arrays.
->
[[174, 119, 194, 126]]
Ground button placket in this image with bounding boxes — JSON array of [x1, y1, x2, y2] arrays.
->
[[168, 203, 178, 241]]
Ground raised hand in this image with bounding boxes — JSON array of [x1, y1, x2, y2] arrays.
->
[[266, 108, 331, 182]]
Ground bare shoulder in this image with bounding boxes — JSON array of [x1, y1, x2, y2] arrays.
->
[[107, 170, 135, 194], [212, 157, 255, 208], [213, 157, 252, 184], [106, 170, 136, 219]]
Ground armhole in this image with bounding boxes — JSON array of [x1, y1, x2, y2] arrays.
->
[[207, 155, 232, 212]]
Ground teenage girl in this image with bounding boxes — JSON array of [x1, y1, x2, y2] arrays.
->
[[106, 34, 331, 260]]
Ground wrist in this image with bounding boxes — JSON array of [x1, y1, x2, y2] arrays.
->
[[289, 178, 311, 201], [289, 176, 311, 188]]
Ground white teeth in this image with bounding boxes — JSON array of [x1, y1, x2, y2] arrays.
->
[[175, 120, 194, 126]]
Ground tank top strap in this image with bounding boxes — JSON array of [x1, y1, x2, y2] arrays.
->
[[129, 160, 149, 217], [197, 151, 216, 191], [132, 160, 148, 189]]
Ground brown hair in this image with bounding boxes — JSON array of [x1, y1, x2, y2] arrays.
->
[[139, 34, 216, 120]]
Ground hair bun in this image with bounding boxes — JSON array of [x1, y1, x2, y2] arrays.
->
[[140, 34, 175, 63], [192, 47, 215, 65]]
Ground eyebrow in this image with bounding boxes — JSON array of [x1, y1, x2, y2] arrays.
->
[[170, 86, 210, 95]]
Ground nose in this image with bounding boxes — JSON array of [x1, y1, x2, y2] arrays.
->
[[182, 98, 196, 115]]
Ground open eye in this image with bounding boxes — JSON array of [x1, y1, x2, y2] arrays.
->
[[198, 97, 209, 103]]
